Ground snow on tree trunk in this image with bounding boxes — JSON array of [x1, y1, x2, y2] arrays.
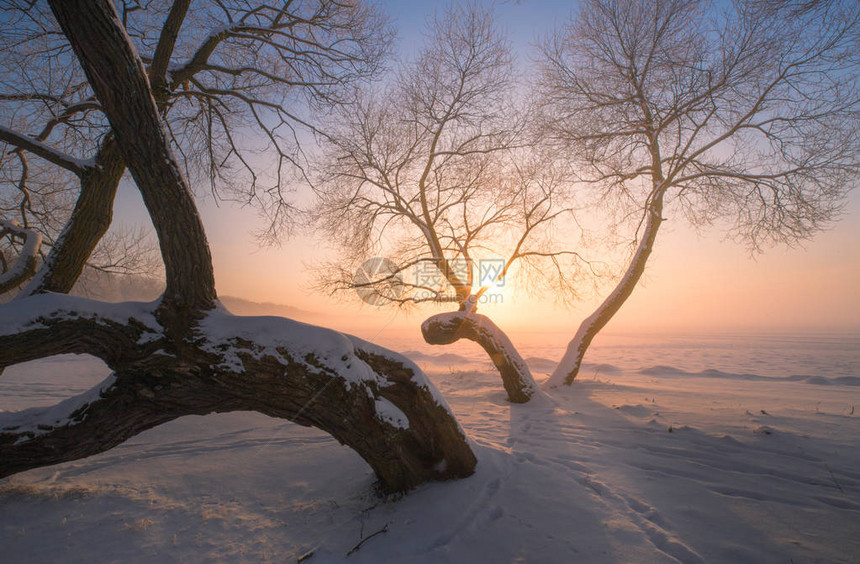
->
[[422, 310, 538, 403], [548, 200, 664, 387], [0, 220, 41, 294], [0, 295, 476, 491]]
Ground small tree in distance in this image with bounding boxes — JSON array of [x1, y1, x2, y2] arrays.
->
[[312, 4, 595, 402], [539, 0, 860, 385]]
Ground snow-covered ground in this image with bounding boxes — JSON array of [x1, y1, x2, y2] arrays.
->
[[1, 332, 858, 563]]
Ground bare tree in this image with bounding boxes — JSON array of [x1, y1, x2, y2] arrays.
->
[[0, 0, 476, 492], [539, 0, 860, 385], [0, 0, 391, 297], [313, 4, 591, 403]]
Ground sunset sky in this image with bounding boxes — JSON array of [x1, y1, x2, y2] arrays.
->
[[109, 0, 860, 336]]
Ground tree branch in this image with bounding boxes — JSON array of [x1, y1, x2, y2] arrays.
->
[[0, 220, 42, 294], [149, 0, 191, 99], [0, 124, 90, 175], [422, 311, 537, 403], [0, 294, 476, 491]]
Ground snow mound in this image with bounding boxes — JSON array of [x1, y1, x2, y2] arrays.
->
[[640, 365, 860, 386], [402, 350, 478, 365]]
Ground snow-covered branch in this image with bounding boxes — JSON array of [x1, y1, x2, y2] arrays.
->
[[0, 294, 476, 490], [422, 311, 538, 403], [0, 125, 91, 176], [0, 220, 42, 294]]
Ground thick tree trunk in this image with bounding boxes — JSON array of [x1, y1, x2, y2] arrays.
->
[[422, 310, 537, 403], [10, 0, 192, 300], [48, 0, 216, 315], [0, 295, 476, 491], [548, 196, 665, 386], [21, 137, 125, 296]]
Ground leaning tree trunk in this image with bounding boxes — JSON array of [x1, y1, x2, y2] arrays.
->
[[0, 0, 478, 491], [547, 194, 665, 387], [0, 295, 476, 491], [20, 137, 126, 296], [48, 0, 216, 318], [12, 1, 193, 300], [422, 310, 538, 403]]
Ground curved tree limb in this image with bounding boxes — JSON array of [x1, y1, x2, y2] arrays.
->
[[0, 125, 91, 176], [0, 294, 476, 491], [422, 310, 537, 403]]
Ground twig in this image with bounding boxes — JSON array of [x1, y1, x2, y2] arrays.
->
[[297, 546, 318, 563], [824, 463, 845, 495], [346, 523, 389, 556]]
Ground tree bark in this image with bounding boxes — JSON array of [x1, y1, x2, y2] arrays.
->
[[21, 137, 125, 296], [148, 0, 191, 100], [8, 1, 195, 300], [422, 310, 537, 403], [48, 0, 216, 315], [0, 295, 476, 491], [548, 194, 665, 386]]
